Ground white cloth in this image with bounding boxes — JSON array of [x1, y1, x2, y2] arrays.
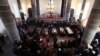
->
[[66, 27, 73, 34], [60, 27, 64, 32], [52, 28, 57, 33]]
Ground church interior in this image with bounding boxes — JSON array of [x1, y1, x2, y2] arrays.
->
[[0, 0, 100, 56]]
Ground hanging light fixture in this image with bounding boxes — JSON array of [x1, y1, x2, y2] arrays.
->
[[47, 0, 54, 13]]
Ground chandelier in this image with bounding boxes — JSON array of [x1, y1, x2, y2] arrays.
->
[[47, 0, 54, 13]]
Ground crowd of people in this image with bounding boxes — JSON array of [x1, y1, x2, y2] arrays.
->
[[0, 7, 99, 56], [0, 34, 6, 54], [0, 7, 100, 55], [12, 18, 100, 56]]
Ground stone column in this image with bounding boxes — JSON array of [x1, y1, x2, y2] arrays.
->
[[82, 0, 100, 44], [0, 0, 21, 42], [66, 0, 72, 20], [36, 0, 40, 17], [31, 0, 37, 20], [60, 0, 67, 17]]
